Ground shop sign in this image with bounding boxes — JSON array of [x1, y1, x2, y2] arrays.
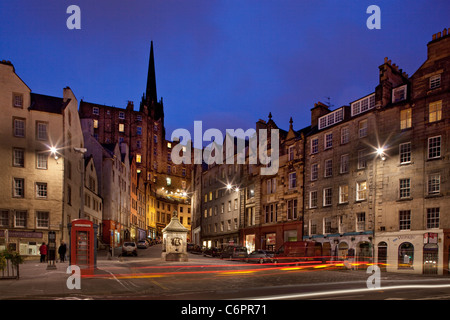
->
[[0, 230, 43, 239], [424, 233, 438, 244]]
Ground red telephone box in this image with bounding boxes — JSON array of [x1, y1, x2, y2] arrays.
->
[[70, 219, 95, 275]]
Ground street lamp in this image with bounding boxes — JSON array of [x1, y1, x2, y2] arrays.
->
[[376, 147, 386, 161]]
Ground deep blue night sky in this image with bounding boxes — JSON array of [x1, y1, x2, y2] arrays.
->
[[1, 1, 449, 139]]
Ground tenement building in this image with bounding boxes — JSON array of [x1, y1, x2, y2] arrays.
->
[[0, 60, 84, 256], [303, 28, 450, 275], [240, 114, 306, 252]]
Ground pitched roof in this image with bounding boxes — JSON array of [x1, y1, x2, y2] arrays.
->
[[29, 93, 69, 114]]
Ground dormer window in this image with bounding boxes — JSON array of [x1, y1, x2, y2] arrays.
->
[[392, 85, 407, 103], [430, 74, 441, 90]]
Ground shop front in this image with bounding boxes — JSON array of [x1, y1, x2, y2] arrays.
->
[[304, 231, 374, 266], [0, 229, 55, 258], [375, 230, 449, 275], [240, 221, 303, 252]]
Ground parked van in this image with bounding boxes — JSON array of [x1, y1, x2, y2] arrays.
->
[[272, 241, 322, 263], [220, 245, 248, 260]]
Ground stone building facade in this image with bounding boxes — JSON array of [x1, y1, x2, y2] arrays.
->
[[0, 61, 84, 256], [303, 28, 450, 274]]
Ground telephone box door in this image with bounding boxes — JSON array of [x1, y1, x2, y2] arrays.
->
[[70, 219, 94, 275]]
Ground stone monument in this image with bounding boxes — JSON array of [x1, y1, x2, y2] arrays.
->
[[161, 210, 189, 262]]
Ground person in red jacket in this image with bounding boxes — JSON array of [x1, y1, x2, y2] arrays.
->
[[39, 242, 47, 263]]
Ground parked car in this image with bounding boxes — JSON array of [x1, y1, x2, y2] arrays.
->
[[247, 250, 274, 264], [272, 241, 321, 263], [137, 240, 148, 249], [203, 247, 222, 257], [220, 245, 248, 261], [122, 242, 138, 256]]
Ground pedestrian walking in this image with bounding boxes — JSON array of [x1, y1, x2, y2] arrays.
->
[[39, 242, 47, 263], [58, 241, 67, 262]]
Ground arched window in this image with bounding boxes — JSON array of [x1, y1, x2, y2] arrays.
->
[[398, 242, 414, 269]]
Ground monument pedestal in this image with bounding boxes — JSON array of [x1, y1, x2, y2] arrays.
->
[[161, 211, 189, 262]]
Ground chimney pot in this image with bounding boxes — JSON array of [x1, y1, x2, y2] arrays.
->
[[443, 29, 448, 36]]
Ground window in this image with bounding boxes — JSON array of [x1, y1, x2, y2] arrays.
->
[[287, 199, 298, 220], [136, 140, 141, 149], [359, 120, 368, 138], [309, 191, 318, 208], [228, 201, 231, 212], [13, 148, 24, 167], [92, 107, 99, 115], [399, 142, 411, 164], [234, 199, 238, 210], [136, 154, 142, 163], [119, 112, 125, 119], [341, 127, 349, 144], [428, 136, 441, 159], [67, 185, 72, 205], [93, 119, 99, 129], [221, 203, 224, 214], [399, 178, 411, 199], [36, 152, 48, 169], [166, 177, 171, 186], [400, 108, 412, 130], [13, 178, 24, 198], [428, 174, 440, 194], [153, 135, 158, 144], [264, 204, 277, 223], [289, 172, 297, 189], [356, 181, 367, 201], [324, 218, 332, 234], [399, 210, 411, 230], [310, 221, 317, 235], [13, 93, 23, 108], [36, 211, 49, 228], [351, 94, 375, 116], [36, 182, 47, 199], [318, 108, 344, 130], [324, 133, 333, 149], [358, 149, 367, 169], [137, 126, 142, 135], [392, 85, 407, 103], [36, 122, 48, 141], [324, 159, 333, 177], [119, 123, 125, 132], [288, 145, 294, 161], [398, 242, 414, 269], [340, 154, 349, 174], [339, 185, 349, 204], [430, 74, 441, 90], [13, 118, 25, 137], [15, 210, 27, 227], [356, 213, 365, 232], [427, 208, 440, 229], [429, 101, 442, 123], [136, 115, 142, 121], [0, 210, 9, 227], [323, 188, 332, 206], [311, 163, 318, 181], [311, 138, 319, 154]]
